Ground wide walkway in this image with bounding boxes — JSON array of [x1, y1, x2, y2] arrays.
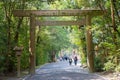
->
[[24, 60, 107, 80]]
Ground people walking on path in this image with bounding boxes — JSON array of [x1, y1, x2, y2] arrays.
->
[[74, 56, 78, 65]]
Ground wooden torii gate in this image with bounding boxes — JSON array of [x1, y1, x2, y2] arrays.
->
[[13, 9, 104, 74]]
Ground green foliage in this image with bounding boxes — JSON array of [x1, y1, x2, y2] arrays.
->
[[80, 53, 87, 64], [94, 56, 104, 71], [115, 64, 120, 72], [103, 60, 116, 71], [21, 50, 29, 69], [99, 42, 115, 50], [35, 26, 71, 63], [0, 56, 6, 73]]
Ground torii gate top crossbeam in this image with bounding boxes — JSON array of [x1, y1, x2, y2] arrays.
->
[[13, 9, 104, 17]]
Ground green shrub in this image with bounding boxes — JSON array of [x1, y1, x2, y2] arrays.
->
[[94, 56, 104, 72], [103, 61, 116, 71], [80, 55, 87, 64], [0, 56, 5, 73], [115, 65, 120, 72]]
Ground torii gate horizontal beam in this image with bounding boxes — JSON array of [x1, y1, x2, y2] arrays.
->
[[13, 9, 104, 17], [35, 20, 85, 26]]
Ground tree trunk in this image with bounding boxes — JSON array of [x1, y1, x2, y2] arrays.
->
[[111, 0, 119, 65], [3, 1, 12, 72], [14, 1, 25, 44], [14, 17, 23, 44]]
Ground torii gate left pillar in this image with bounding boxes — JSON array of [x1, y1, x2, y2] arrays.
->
[[29, 14, 36, 74], [86, 15, 94, 72]]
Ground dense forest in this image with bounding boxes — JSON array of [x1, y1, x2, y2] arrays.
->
[[0, 0, 120, 75]]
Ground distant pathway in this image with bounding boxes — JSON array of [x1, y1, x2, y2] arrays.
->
[[24, 61, 106, 80]]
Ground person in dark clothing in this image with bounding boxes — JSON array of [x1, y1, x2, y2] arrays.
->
[[69, 58, 72, 65], [74, 56, 78, 65]]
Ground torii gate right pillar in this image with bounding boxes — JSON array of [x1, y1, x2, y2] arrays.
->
[[86, 15, 94, 72]]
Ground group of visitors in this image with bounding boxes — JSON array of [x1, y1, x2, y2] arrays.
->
[[69, 56, 78, 66]]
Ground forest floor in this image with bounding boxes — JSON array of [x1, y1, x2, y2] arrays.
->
[[97, 71, 120, 80], [0, 70, 28, 80]]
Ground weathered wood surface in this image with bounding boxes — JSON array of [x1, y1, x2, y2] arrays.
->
[[13, 9, 104, 17], [86, 15, 94, 73], [35, 20, 85, 26], [29, 14, 36, 75]]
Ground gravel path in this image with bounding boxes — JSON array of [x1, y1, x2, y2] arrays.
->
[[24, 61, 107, 80]]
